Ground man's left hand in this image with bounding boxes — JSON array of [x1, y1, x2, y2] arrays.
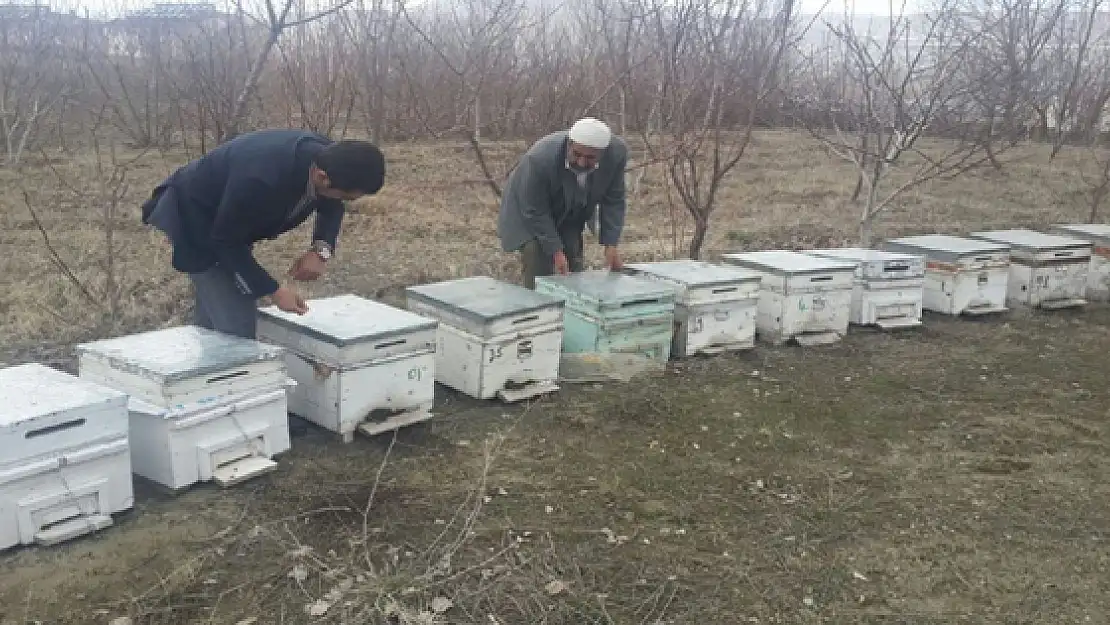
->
[[604, 245, 623, 271], [289, 250, 327, 281]]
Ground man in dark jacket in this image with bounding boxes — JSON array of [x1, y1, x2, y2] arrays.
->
[[142, 129, 385, 338], [497, 117, 627, 289]]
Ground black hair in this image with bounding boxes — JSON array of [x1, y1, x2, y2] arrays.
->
[[314, 140, 386, 195]]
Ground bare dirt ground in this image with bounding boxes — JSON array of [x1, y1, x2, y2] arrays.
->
[[1, 131, 1108, 623]]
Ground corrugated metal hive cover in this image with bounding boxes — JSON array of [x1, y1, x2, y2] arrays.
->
[[75, 326, 285, 382], [258, 294, 437, 346], [0, 363, 126, 426], [406, 276, 563, 322]]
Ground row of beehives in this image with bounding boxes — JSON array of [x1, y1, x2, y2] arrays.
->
[[0, 224, 1107, 553]]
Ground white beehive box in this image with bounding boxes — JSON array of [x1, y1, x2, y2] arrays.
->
[[883, 234, 1011, 316], [969, 229, 1092, 309], [0, 363, 133, 551], [624, 260, 762, 356], [802, 247, 926, 330], [75, 326, 292, 491], [257, 294, 438, 441], [720, 250, 856, 346], [405, 277, 564, 402], [1046, 224, 1110, 302]]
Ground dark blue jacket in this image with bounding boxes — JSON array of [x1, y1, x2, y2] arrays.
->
[[141, 129, 344, 297]]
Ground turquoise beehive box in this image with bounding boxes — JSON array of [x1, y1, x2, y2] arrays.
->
[[534, 270, 677, 363]]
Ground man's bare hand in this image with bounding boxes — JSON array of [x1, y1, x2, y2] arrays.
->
[[272, 285, 309, 314], [288, 250, 327, 281], [553, 250, 570, 275], [604, 245, 623, 271]]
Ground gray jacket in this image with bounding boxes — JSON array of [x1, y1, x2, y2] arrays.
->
[[497, 130, 628, 256]]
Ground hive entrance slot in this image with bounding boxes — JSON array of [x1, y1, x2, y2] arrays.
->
[[25, 418, 86, 439], [711, 287, 738, 294], [512, 315, 540, 325], [809, 276, 833, 282], [620, 298, 662, 307], [206, 370, 249, 384], [1053, 251, 1073, 257], [885, 263, 910, 272], [517, 340, 534, 357], [374, 338, 408, 349]]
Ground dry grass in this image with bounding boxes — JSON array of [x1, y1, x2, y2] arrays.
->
[[0, 130, 1108, 624]]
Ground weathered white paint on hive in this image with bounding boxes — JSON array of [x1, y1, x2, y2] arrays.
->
[[802, 248, 926, 330], [624, 260, 761, 356], [405, 276, 564, 402], [883, 234, 1012, 316], [534, 270, 677, 364], [74, 326, 288, 411], [75, 327, 293, 491], [720, 250, 855, 346], [1047, 223, 1110, 302], [256, 295, 438, 441], [0, 363, 133, 550], [969, 229, 1092, 309]]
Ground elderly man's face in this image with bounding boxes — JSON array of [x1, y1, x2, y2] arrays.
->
[[568, 141, 602, 171]]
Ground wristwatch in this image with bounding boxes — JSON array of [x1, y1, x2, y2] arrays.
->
[[310, 240, 333, 261]]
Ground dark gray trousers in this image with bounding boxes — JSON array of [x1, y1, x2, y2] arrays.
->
[[188, 265, 259, 339], [520, 228, 586, 289]]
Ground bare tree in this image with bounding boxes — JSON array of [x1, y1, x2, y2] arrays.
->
[[639, 0, 800, 259], [795, 0, 1014, 246], [223, 0, 356, 140], [0, 6, 74, 167]]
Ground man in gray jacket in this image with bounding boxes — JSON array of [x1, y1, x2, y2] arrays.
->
[[497, 117, 628, 289]]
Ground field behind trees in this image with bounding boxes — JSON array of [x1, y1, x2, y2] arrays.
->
[[1, 0, 1109, 623]]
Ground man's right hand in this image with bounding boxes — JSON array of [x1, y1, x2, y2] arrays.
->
[[553, 250, 569, 275], [272, 285, 309, 314]]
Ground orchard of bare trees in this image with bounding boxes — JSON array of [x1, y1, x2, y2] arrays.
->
[[2, 0, 1109, 254]]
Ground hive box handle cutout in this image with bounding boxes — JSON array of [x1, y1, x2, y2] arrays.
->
[[809, 276, 833, 282], [374, 338, 408, 349], [206, 370, 249, 384], [517, 340, 534, 357], [1053, 251, 1073, 257], [621, 298, 663, 308], [711, 287, 738, 294], [885, 263, 910, 272], [25, 418, 86, 439], [512, 315, 540, 325]]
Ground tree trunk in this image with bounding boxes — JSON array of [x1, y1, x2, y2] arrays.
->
[[688, 216, 708, 260], [224, 28, 281, 142]]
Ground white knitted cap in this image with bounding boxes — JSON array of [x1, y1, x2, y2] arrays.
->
[[568, 117, 612, 149]]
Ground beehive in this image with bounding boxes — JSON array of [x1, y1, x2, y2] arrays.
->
[[624, 260, 761, 356], [0, 363, 133, 550], [721, 250, 856, 345], [534, 270, 677, 363], [257, 294, 438, 440], [1047, 223, 1110, 301], [405, 276, 564, 402], [75, 326, 292, 491], [802, 247, 926, 329], [883, 234, 1011, 316], [969, 229, 1091, 309]]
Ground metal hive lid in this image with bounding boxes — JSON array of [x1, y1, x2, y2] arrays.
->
[[1051, 223, 1110, 241], [626, 259, 762, 287], [0, 363, 126, 426], [805, 247, 923, 264], [884, 234, 1010, 255], [257, 294, 437, 346], [969, 228, 1091, 252], [536, 270, 677, 303], [722, 250, 858, 273], [75, 325, 286, 382], [405, 276, 564, 322]]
